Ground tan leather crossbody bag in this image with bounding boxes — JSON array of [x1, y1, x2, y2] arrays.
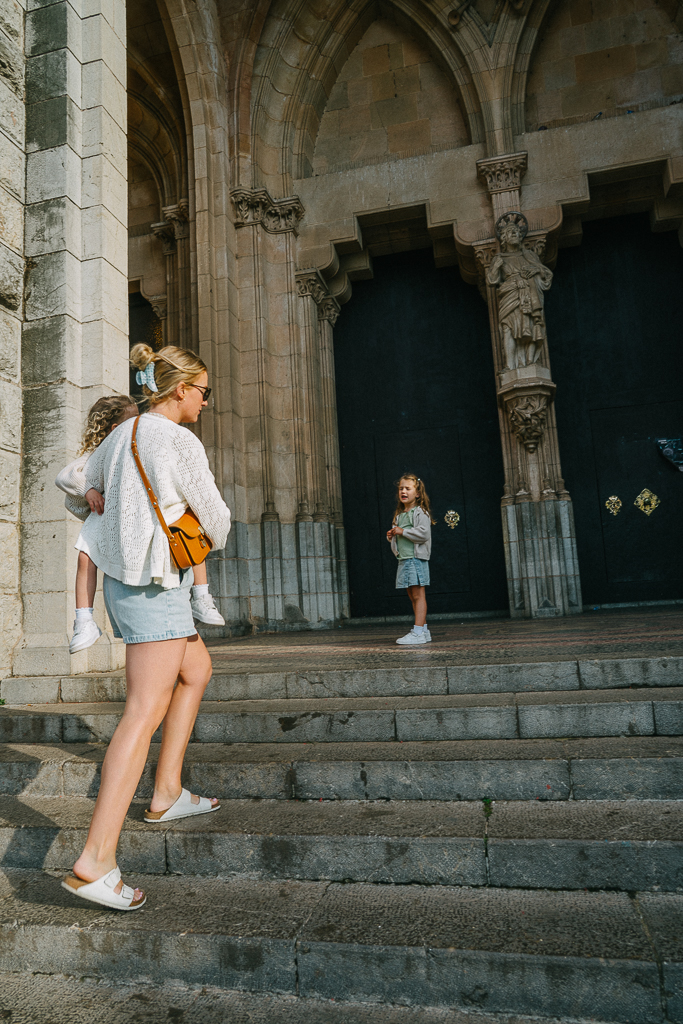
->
[[130, 415, 212, 570]]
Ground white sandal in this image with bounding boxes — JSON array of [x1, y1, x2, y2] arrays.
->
[[61, 866, 146, 911], [144, 787, 219, 823]]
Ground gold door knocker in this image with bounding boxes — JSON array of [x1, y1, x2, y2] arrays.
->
[[444, 510, 460, 529], [634, 488, 660, 516], [605, 496, 622, 516]]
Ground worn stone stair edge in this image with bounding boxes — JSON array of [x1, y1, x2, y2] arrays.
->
[[2, 696, 682, 745], [3, 747, 683, 801], [4, 656, 683, 704], [1, 805, 681, 890], [0, 870, 680, 1024], [0, 973, 627, 1024]]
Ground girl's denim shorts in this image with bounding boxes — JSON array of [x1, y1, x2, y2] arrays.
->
[[102, 568, 197, 645], [396, 557, 430, 589]]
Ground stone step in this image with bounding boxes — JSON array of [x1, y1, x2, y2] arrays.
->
[[1, 688, 682, 744], [3, 737, 682, 801], [4, 655, 682, 703], [1, 869, 680, 1023], [1, 796, 681, 892], [0, 972, 602, 1024]]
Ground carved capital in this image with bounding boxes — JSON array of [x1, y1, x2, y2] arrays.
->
[[231, 187, 305, 234], [149, 294, 167, 320], [506, 393, 549, 452], [318, 296, 340, 326], [151, 220, 176, 254], [296, 270, 328, 306], [163, 199, 190, 240], [473, 241, 498, 272], [477, 153, 528, 195]]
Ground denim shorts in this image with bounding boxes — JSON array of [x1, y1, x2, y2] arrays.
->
[[396, 557, 430, 589], [102, 568, 196, 645]]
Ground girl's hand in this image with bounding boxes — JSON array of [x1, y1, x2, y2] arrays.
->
[[86, 488, 104, 515], [386, 527, 403, 539]]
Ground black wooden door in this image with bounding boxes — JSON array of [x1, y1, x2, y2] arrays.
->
[[547, 215, 683, 605], [334, 248, 508, 618]]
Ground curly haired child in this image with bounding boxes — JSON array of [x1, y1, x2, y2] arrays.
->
[[386, 473, 436, 645]]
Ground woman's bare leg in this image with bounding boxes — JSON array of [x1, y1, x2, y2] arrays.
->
[[72, 636, 190, 891], [75, 551, 98, 608], [149, 633, 214, 812], [408, 585, 427, 627]]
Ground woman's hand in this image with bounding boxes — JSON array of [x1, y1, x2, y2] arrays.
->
[[86, 488, 105, 515]]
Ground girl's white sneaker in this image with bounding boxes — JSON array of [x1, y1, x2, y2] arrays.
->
[[191, 593, 225, 625], [69, 618, 102, 653], [396, 628, 428, 645]]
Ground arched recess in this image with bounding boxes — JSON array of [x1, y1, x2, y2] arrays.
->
[[514, 0, 683, 137], [249, 0, 484, 195], [127, 0, 195, 351]]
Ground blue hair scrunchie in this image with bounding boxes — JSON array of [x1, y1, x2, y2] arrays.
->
[[135, 363, 158, 392]]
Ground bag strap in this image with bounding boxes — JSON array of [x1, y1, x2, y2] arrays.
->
[[130, 415, 175, 545]]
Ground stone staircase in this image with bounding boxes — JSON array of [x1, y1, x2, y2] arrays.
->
[[0, 653, 682, 1023]]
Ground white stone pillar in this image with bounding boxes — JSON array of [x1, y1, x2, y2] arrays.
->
[[16, 0, 128, 676], [0, 0, 26, 677]]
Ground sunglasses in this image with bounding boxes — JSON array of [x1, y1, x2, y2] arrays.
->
[[186, 383, 212, 401]]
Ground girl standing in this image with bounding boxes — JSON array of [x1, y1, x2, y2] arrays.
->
[[60, 343, 231, 910], [386, 474, 436, 645]]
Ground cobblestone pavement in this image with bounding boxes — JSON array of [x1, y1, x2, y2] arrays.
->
[[205, 606, 683, 672]]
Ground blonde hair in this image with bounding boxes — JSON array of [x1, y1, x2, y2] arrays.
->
[[393, 474, 437, 525], [78, 395, 138, 455], [130, 343, 207, 405]]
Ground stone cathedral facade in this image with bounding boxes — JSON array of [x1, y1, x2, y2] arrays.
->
[[0, 0, 682, 679]]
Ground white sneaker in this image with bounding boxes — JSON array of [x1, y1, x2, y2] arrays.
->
[[69, 618, 102, 654], [424, 628, 432, 642], [396, 628, 428, 645], [191, 594, 225, 625]]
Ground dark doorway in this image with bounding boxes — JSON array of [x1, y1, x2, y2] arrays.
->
[[334, 248, 508, 619], [547, 214, 683, 605], [128, 291, 163, 399]]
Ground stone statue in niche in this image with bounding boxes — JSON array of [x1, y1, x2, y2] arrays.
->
[[486, 212, 553, 370]]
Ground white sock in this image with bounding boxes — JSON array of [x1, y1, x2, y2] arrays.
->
[[192, 584, 209, 598], [75, 607, 93, 621], [414, 624, 425, 634]]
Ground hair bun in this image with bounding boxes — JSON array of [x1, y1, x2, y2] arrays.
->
[[129, 343, 155, 371]]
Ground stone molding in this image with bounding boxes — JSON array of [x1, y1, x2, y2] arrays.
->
[[318, 296, 340, 326], [149, 294, 167, 320], [231, 187, 305, 234]]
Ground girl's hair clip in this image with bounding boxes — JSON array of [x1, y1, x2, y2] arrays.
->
[[136, 362, 158, 392]]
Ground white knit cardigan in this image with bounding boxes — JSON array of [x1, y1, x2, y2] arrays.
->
[[55, 452, 92, 519], [75, 413, 231, 589]]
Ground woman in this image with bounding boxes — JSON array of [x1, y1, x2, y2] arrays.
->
[[61, 344, 231, 910]]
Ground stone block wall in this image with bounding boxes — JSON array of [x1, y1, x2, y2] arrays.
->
[[526, 0, 683, 131], [16, 0, 129, 676], [0, 0, 24, 677], [313, 18, 469, 175]]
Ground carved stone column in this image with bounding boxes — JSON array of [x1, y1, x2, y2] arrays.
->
[[163, 200, 191, 349], [294, 268, 349, 624], [151, 220, 177, 345], [473, 155, 582, 618]]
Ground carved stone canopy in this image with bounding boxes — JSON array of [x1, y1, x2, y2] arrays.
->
[[231, 187, 305, 234]]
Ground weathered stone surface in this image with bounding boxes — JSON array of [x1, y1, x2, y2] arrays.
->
[[0, 241, 23, 311]]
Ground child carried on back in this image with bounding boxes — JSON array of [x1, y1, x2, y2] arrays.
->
[[56, 394, 225, 654]]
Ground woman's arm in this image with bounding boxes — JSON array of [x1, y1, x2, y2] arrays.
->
[[173, 432, 231, 549]]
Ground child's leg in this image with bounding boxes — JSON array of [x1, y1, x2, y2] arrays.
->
[[75, 551, 97, 610], [408, 585, 427, 627], [192, 562, 208, 587]]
